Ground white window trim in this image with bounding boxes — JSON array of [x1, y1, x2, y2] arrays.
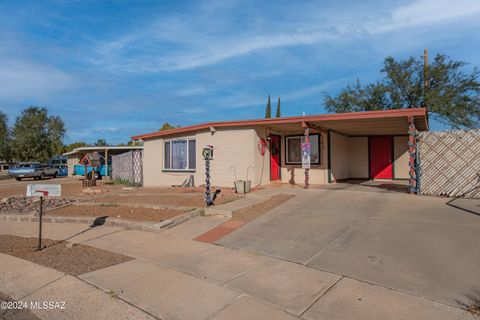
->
[[285, 134, 321, 165], [163, 137, 196, 171]]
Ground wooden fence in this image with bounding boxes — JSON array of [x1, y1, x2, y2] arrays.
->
[[418, 129, 480, 198], [111, 150, 143, 185]]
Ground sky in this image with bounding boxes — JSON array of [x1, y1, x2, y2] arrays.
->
[[0, 0, 479, 144]]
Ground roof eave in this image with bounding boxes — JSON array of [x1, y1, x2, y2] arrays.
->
[[131, 108, 428, 140]]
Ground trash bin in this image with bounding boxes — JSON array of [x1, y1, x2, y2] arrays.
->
[[234, 180, 251, 194]]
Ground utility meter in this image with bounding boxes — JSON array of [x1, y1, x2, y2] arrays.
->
[[202, 145, 214, 160]]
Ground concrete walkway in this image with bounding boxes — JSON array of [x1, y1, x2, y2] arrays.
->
[[0, 218, 476, 319], [0, 253, 155, 320]]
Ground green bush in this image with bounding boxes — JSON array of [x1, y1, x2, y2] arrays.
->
[[110, 178, 141, 187]]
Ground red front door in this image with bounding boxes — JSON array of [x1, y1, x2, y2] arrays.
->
[[270, 135, 281, 180], [369, 136, 393, 179]]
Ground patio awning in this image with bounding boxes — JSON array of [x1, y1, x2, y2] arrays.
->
[[132, 108, 428, 140]]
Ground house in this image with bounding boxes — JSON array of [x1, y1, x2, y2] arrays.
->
[[132, 108, 428, 188]]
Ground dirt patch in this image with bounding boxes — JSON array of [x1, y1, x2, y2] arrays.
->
[[0, 235, 132, 276], [196, 194, 295, 243], [49, 204, 186, 222], [231, 194, 295, 222], [0, 197, 76, 215]]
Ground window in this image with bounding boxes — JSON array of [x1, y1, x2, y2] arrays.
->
[[164, 138, 196, 171], [285, 134, 320, 164]]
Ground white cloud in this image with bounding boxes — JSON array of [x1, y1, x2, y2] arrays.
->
[[0, 59, 77, 101], [371, 0, 480, 33], [88, 0, 480, 73]]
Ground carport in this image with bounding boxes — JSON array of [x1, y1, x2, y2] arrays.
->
[[259, 108, 428, 192], [63, 146, 143, 177]]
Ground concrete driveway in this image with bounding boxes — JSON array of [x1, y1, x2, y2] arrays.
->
[[217, 185, 480, 307]]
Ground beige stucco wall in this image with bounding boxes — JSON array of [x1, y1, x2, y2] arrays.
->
[[279, 132, 328, 185], [394, 136, 409, 179], [253, 127, 271, 186], [330, 132, 349, 181], [198, 128, 256, 187], [67, 154, 81, 176], [348, 137, 369, 178], [143, 128, 257, 188]]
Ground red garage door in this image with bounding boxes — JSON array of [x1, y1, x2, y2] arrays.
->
[[370, 136, 393, 179]]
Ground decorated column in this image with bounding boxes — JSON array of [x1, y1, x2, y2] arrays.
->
[[303, 127, 311, 189], [408, 116, 417, 194]]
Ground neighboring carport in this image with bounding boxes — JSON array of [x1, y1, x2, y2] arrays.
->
[[63, 146, 143, 177]]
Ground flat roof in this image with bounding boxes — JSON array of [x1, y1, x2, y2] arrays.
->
[[132, 108, 428, 140], [63, 146, 143, 156]]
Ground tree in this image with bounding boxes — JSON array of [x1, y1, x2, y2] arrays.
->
[[64, 141, 88, 153], [324, 54, 480, 128], [265, 95, 271, 118], [128, 140, 142, 146], [276, 97, 281, 118], [11, 107, 66, 162], [159, 122, 179, 131], [0, 112, 11, 162], [94, 139, 108, 146]]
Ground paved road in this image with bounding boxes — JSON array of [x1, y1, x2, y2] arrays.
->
[[217, 185, 480, 307], [0, 177, 76, 189]]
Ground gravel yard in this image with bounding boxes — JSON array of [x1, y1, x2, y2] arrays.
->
[[92, 192, 240, 208], [0, 197, 76, 215], [0, 235, 133, 276], [0, 178, 246, 224]]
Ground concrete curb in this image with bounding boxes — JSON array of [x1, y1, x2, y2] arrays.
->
[[0, 208, 204, 232], [204, 196, 269, 218]]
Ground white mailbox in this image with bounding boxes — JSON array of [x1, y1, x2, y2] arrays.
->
[[27, 184, 62, 197]]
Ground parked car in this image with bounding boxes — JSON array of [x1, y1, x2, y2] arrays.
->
[[8, 163, 59, 181], [48, 155, 68, 177]]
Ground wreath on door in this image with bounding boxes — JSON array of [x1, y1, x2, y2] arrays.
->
[[258, 139, 267, 156]]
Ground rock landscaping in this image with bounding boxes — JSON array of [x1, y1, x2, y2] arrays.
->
[[0, 197, 76, 215], [50, 204, 187, 222]]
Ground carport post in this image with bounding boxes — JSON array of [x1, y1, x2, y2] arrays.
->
[[105, 148, 109, 178], [408, 116, 417, 194]]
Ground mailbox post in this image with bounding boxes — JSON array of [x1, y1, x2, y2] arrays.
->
[[38, 195, 44, 250], [27, 184, 62, 251]]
